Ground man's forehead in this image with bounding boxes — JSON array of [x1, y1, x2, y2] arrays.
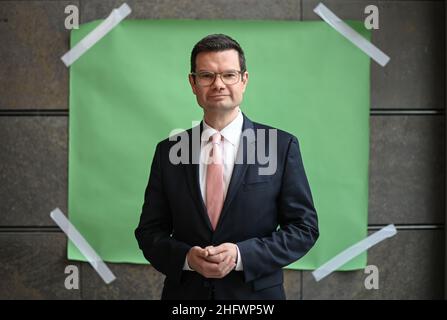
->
[[195, 49, 240, 69]]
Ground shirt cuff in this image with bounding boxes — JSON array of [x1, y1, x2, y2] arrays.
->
[[183, 256, 194, 271], [235, 245, 243, 271]]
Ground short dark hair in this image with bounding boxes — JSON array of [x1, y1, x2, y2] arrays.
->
[[190, 34, 246, 73]]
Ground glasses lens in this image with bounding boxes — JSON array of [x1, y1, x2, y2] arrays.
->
[[197, 72, 215, 86], [221, 72, 239, 85]]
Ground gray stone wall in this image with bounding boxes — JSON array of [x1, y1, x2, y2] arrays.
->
[[0, 0, 444, 299]]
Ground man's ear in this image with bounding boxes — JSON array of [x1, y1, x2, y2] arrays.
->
[[188, 74, 197, 95], [241, 71, 249, 92]]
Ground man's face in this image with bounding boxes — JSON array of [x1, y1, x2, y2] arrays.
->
[[189, 49, 248, 113]]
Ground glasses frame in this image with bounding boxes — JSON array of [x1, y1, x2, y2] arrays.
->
[[191, 70, 244, 87]]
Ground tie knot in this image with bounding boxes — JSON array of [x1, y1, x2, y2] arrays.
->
[[210, 132, 222, 144]]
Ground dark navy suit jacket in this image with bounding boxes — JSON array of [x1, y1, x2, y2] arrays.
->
[[135, 113, 319, 300]]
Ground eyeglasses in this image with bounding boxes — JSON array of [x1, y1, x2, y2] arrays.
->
[[191, 70, 243, 87]]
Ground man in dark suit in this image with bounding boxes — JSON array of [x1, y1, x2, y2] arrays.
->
[[135, 34, 319, 300]]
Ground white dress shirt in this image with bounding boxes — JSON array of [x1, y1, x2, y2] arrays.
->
[[183, 108, 244, 271]]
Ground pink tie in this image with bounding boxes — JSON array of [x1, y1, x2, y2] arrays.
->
[[206, 132, 224, 230]]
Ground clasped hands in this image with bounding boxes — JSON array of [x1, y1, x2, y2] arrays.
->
[[186, 242, 238, 278]]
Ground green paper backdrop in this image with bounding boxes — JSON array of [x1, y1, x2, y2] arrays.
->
[[68, 20, 370, 270]]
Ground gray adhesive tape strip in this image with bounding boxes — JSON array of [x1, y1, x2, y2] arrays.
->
[[312, 224, 397, 281], [61, 3, 131, 67], [314, 3, 390, 67], [50, 208, 116, 284]]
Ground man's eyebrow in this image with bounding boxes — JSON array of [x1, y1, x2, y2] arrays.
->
[[196, 69, 239, 72]]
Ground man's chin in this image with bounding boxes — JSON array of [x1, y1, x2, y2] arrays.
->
[[204, 103, 238, 112]]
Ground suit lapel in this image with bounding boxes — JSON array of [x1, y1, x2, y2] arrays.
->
[[183, 122, 213, 231]]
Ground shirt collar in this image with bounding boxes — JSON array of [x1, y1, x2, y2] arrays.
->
[[201, 109, 243, 146]]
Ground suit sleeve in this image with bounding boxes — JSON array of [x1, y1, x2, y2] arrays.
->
[[237, 136, 319, 283], [135, 142, 191, 284]]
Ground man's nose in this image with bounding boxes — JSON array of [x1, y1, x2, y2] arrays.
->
[[211, 74, 226, 89]]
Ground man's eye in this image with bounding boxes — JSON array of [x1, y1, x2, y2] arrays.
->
[[223, 73, 237, 79], [199, 73, 214, 79]]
